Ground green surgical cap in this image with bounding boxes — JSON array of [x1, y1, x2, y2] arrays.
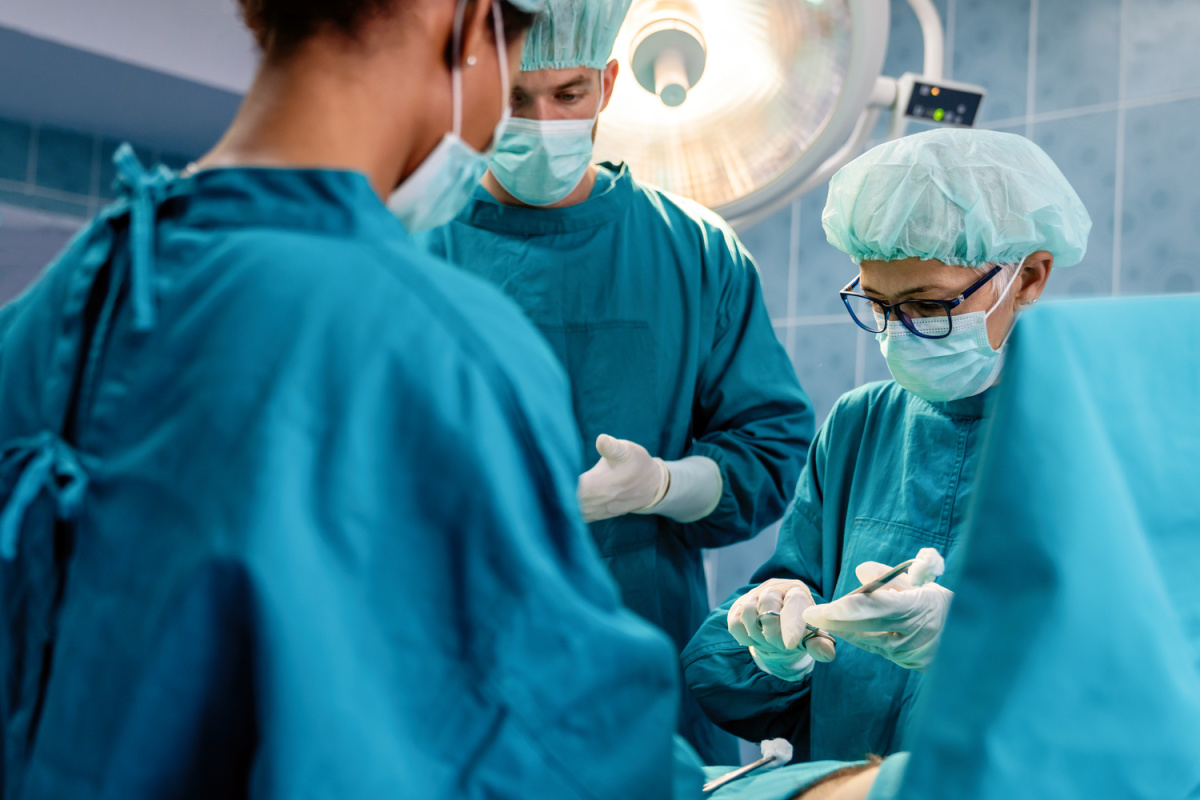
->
[[521, 0, 633, 71], [822, 129, 1092, 268]]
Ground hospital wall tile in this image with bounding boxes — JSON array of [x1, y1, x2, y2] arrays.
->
[[708, 521, 780, 611], [34, 126, 95, 197], [1124, 0, 1200, 100], [739, 201, 793, 322], [1032, 110, 1118, 297], [0, 189, 89, 219], [952, 0, 1031, 124], [793, 189, 857, 318], [0, 211, 81, 303], [791, 322, 859, 426], [1035, 0, 1121, 114], [881, 0, 951, 81], [0, 118, 32, 184], [1119, 97, 1200, 296]]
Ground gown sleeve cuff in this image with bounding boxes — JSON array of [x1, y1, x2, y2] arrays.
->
[[636, 455, 723, 523], [749, 646, 815, 683]]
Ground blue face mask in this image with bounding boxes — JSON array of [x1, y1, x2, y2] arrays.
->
[[877, 262, 1023, 403], [389, 0, 510, 232], [488, 72, 605, 207]]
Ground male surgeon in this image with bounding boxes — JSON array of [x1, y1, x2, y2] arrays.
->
[[421, 0, 814, 764]]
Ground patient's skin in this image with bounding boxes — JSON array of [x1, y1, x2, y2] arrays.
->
[[796, 764, 880, 800]]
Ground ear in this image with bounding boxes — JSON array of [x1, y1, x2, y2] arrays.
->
[[459, 0, 495, 71], [600, 58, 620, 112], [1016, 250, 1054, 306]]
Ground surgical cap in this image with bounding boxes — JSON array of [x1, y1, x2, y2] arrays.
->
[[521, 0, 633, 71], [822, 129, 1092, 268]]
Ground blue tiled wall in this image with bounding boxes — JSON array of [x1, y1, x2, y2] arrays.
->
[[0, 115, 194, 220], [740, 0, 1200, 429]]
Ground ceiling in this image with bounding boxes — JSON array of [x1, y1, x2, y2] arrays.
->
[[0, 0, 254, 156], [0, 0, 256, 92]]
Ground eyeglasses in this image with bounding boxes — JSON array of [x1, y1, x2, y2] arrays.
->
[[839, 265, 1003, 340]]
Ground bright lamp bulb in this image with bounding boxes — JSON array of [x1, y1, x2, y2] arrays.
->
[[596, 0, 853, 212]]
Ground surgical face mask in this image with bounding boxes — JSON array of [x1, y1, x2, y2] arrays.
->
[[488, 72, 605, 207], [388, 0, 510, 233], [877, 260, 1025, 403]]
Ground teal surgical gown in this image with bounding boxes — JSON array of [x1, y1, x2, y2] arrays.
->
[[894, 297, 1200, 800], [0, 158, 680, 798], [421, 164, 814, 764], [683, 381, 989, 762]]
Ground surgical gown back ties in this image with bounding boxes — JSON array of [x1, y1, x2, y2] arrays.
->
[[0, 160, 682, 798], [682, 381, 990, 762], [421, 163, 815, 765]]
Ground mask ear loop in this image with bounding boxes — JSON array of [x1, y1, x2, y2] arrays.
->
[[491, 1, 511, 136], [985, 255, 1028, 319], [595, 69, 607, 124], [450, 0, 468, 139], [452, 0, 510, 152], [987, 255, 1031, 356]]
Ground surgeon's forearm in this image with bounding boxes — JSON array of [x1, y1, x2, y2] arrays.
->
[[635, 455, 723, 523]]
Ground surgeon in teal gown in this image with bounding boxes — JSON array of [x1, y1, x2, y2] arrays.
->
[[683, 130, 1094, 762], [421, 0, 814, 764], [0, 1, 682, 797]]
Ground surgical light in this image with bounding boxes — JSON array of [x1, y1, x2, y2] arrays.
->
[[629, 2, 708, 108], [595, 0, 987, 231]]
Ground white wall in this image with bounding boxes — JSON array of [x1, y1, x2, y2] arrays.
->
[[0, 0, 256, 93]]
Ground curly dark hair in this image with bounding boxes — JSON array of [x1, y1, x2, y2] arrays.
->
[[238, 0, 535, 53]]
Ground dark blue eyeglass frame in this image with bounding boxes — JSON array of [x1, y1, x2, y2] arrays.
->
[[838, 265, 1004, 340]]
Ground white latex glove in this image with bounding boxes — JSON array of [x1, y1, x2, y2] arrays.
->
[[727, 579, 836, 682], [577, 435, 669, 523], [802, 560, 954, 672]]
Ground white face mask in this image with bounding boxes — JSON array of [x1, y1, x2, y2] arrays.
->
[[388, 0, 510, 232], [488, 71, 606, 207], [878, 258, 1026, 403]]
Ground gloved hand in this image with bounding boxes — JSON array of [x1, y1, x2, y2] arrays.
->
[[728, 579, 836, 682], [802, 561, 954, 672], [577, 434, 669, 523]]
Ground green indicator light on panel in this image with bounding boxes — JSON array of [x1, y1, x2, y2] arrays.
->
[[934, 108, 945, 122]]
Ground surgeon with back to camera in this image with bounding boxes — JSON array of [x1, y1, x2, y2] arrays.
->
[[0, 0, 684, 796], [422, 0, 815, 764], [683, 129, 1093, 763]]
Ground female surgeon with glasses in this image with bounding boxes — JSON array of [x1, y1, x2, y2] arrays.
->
[[682, 129, 1093, 764], [0, 1, 683, 797]]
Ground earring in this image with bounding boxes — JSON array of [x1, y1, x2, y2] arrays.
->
[[466, 55, 478, 67], [1020, 299, 1037, 307]]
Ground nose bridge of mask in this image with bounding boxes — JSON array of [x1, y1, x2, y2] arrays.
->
[[450, 0, 466, 139], [509, 68, 606, 135], [883, 254, 1028, 338], [877, 256, 1030, 402]]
